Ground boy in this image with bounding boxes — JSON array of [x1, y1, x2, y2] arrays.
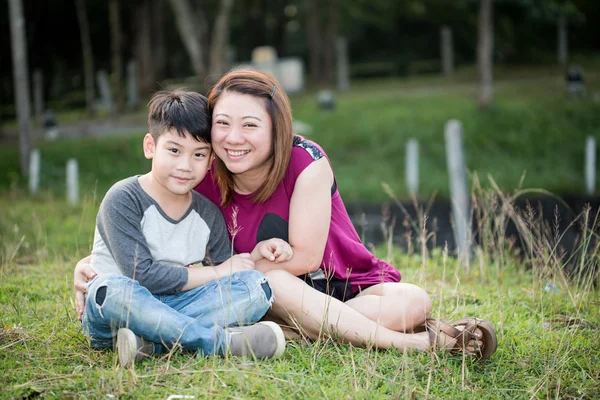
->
[[82, 89, 290, 367]]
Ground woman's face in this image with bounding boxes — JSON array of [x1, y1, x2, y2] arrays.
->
[[211, 91, 273, 181]]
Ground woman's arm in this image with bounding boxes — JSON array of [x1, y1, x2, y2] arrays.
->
[[74, 255, 96, 321], [254, 157, 333, 275]]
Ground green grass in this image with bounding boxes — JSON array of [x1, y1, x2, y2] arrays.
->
[[1, 194, 599, 399], [1, 67, 600, 398], [291, 72, 600, 203]]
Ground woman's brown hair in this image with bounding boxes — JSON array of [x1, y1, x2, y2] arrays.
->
[[207, 69, 294, 206]]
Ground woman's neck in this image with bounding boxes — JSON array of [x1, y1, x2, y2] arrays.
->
[[232, 164, 271, 195]]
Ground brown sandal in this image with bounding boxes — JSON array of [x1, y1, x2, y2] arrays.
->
[[426, 317, 498, 359]]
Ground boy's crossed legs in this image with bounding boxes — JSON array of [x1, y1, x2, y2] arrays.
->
[[82, 270, 284, 366]]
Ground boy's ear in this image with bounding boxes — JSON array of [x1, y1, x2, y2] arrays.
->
[[142, 133, 155, 159]]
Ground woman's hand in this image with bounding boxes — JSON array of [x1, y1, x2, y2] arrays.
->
[[252, 238, 293, 263], [74, 255, 95, 321]]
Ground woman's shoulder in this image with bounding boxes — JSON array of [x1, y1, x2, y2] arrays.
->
[[283, 136, 333, 193], [292, 135, 325, 162]]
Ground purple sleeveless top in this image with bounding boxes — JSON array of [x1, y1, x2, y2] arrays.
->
[[195, 136, 400, 292]]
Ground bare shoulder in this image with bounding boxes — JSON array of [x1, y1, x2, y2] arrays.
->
[[296, 157, 333, 185]]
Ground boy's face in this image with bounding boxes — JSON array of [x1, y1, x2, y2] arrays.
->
[[143, 129, 212, 197]]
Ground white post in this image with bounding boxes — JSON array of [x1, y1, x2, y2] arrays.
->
[[96, 70, 114, 113], [557, 14, 568, 66], [336, 36, 350, 91], [440, 26, 454, 77], [585, 136, 596, 195], [66, 159, 79, 206], [28, 148, 40, 195], [127, 60, 138, 110], [444, 120, 470, 265], [406, 139, 419, 197]]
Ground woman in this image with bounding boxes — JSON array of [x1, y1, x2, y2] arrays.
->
[[76, 69, 497, 358]]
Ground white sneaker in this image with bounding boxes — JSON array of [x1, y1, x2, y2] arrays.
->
[[117, 328, 153, 367], [227, 321, 286, 359]]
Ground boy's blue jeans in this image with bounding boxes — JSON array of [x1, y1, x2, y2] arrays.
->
[[82, 270, 273, 356]]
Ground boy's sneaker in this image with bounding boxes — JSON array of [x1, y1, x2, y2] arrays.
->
[[227, 321, 286, 359], [117, 328, 154, 367]]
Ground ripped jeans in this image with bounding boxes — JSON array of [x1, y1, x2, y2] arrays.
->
[[82, 270, 273, 356]]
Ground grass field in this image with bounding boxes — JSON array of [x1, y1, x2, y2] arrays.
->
[[1, 193, 599, 399], [2, 63, 600, 202], [1, 66, 600, 398]]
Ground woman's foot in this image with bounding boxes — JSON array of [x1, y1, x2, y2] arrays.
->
[[426, 318, 498, 358]]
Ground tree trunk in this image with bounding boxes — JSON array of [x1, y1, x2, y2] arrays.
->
[[8, 0, 32, 176], [274, 0, 288, 57], [208, 0, 235, 81], [323, 0, 338, 82], [167, 0, 207, 79], [557, 13, 568, 66], [108, 0, 124, 113], [305, 0, 323, 83], [477, 0, 494, 109], [75, 0, 95, 117], [194, 0, 210, 75], [135, 0, 155, 95], [152, 0, 166, 81]]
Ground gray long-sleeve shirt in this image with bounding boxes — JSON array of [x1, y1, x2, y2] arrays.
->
[[91, 176, 231, 294]]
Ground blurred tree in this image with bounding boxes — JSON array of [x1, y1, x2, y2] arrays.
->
[[7, 0, 31, 175], [167, 0, 207, 79], [1, 0, 599, 115], [134, 0, 154, 96], [74, 0, 95, 117], [152, 0, 167, 82], [304, 0, 323, 82], [208, 0, 235, 81], [324, 0, 338, 82], [478, 0, 494, 108], [304, 0, 338, 84], [108, 0, 124, 113]]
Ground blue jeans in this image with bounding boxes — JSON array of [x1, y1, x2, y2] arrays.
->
[[82, 270, 273, 356]]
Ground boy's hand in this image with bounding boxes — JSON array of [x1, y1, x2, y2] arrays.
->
[[216, 253, 255, 276], [252, 239, 293, 263], [74, 255, 96, 321]]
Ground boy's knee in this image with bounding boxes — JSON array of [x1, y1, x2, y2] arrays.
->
[[236, 270, 273, 304], [88, 274, 135, 307]]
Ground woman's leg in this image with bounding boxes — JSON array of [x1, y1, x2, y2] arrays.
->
[[344, 282, 432, 332], [82, 274, 228, 355], [263, 270, 431, 352]]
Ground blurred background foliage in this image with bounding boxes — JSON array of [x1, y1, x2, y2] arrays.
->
[[1, 0, 598, 116]]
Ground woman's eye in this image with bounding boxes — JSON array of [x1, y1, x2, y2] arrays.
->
[[244, 123, 257, 128], [216, 120, 228, 126]]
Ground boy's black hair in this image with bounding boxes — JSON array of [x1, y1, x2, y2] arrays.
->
[[147, 89, 210, 142]]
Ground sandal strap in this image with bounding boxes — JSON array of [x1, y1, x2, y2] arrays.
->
[[452, 320, 479, 351], [427, 318, 480, 353], [426, 319, 464, 351]]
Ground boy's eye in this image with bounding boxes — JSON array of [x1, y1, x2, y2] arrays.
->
[[195, 153, 206, 158], [169, 148, 180, 154]]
